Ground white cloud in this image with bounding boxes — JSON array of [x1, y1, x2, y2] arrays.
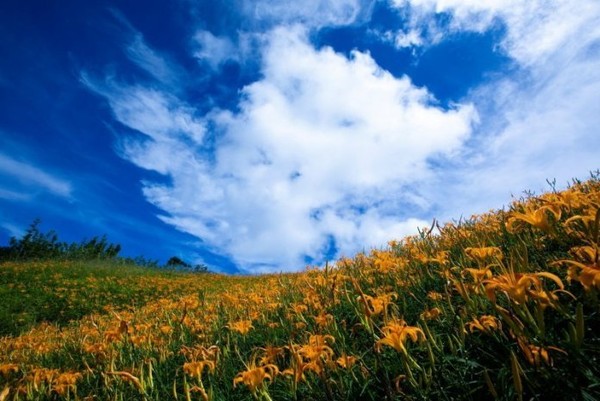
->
[[91, 1, 600, 273], [394, 0, 600, 65], [0, 153, 72, 198], [81, 74, 206, 176], [109, 8, 187, 87], [241, 0, 373, 28], [92, 26, 476, 272], [107, 87, 206, 144], [392, 0, 600, 217], [0, 222, 24, 238], [192, 30, 238, 70], [0, 188, 30, 201], [126, 34, 181, 85], [392, 29, 424, 48], [126, 33, 175, 84]]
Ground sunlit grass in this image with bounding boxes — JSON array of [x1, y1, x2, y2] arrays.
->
[[0, 259, 227, 337], [1, 173, 599, 400]]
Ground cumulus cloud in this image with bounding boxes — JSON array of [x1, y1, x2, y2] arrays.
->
[[89, 0, 600, 273], [89, 26, 476, 272], [0, 153, 72, 198]]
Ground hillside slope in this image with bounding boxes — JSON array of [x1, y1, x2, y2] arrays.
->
[[1, 175, 599, 400]]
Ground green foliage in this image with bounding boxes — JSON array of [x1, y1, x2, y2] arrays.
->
[[1, 219, 122, 262], [166, 256, 209, 272], [119, 255, 161, 269], [166, 256, 191, 269], [1, 219, 209, 272]]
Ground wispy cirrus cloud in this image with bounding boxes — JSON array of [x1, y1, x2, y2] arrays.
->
[[0, 153, 72, 199], [240, 0, 374, 29], [126, 34, 183, 86], [0, 188, 30, 201], [0, 221, 24, 238]]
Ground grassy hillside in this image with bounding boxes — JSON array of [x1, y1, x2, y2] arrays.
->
[[1, 175, 599, 400], [0, 260, 222, 337]]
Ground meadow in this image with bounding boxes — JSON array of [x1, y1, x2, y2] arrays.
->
[[1, 174, 599, 400]]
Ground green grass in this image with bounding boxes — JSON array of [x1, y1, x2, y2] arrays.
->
[[0, 260, 210, 337]]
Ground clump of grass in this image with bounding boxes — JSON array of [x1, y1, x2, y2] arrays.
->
[[1, 173, 599, 400]]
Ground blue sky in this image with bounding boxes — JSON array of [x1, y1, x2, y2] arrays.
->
[[1, 0, 599, 274]]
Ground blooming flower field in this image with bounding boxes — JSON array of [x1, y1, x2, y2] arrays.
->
[[1, 175, 599, 400]]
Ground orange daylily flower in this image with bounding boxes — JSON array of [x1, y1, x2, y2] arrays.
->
[[357, 292, 397, 319], [427, 291, 443, 301], [516, 337, 566, 367], [546, 189, 587, 211], [28, 368, 59, 390], [507, 204, 561, 233], [290, 303, 308, 315], [313, 311, 333, 328], [466, 315, 501, 333], [484, 271, 564, 306], [297, 343, 334, 365], [284, 338, 336, 382], [228, 320, 254, 335], [371, 249, 409, 273], [52, 371, 82, 396], [307, 334, 335, 347], [420, 307, 442, 321], [183, 361, 216, 378], [0, 364, 19, 378], [282, 348, 310, 385], [464, 267, 493, 283], [294, 322, 307, 330], [427, 251, 451, 266], [104, 320, 129, 343], [233, 363, 279, 394], [465, 247, 503, 263], [375, 319, 426, 355], [564, 209, 600, 241], [336, 354, 358, 369], [259, 346, 285, 366], [180, 345, 219, 363], [554, 245, 600, 291]]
